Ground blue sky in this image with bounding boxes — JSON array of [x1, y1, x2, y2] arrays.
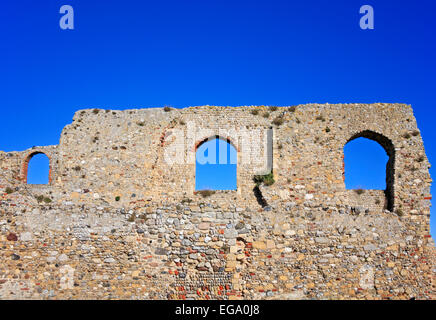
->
[[1, 0, 435, 237], [344, 137, 388, 190], [27, 154, 50, 184], [196, 138, 237, 191]]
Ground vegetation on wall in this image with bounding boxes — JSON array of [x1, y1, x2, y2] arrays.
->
[[253, 172, 275, 186]]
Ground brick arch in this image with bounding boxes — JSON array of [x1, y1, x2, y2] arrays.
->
[[344, 130, 395, 211], [21, 151, 52, 184]]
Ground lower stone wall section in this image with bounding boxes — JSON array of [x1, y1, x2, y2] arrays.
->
[[345, 189, 388, 212], [0, 199, 434, 300]]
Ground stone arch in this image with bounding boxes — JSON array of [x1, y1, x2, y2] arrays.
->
[[194, 135, 239, 153], [21, 151, 52, 184], [344, 130, 395, 211]]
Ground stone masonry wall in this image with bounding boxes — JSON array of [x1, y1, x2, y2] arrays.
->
[[0, 104, 434, 300]]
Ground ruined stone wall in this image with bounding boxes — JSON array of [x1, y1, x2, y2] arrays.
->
[[0, 146, 57, 185], [0, 104, 434, 300]]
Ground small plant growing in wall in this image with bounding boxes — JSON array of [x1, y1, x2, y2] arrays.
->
[[288, 106, 297, 113], [92, 109, 100, 114], [402, 132, 411, 139], [253, 172, 275, 186], [43, 197, 52, 204], [136, 121, 145, 127], [115, 196, 121, 201], [325, 127, 331, 133], [198, 190, 215, 198], [5, 187, 14, 194], [35, 195, 52, 203], [354, 189, 365, 195], [250, 109, 259, 115], [163, 106, 172, 112], [395, 208, 404, 217], [411, 130, 420, 136], [263, 112, 270, 118], [269, 106, 278, 112], [272, 116, 284, 126]]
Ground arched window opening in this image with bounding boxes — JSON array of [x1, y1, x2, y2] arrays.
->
[[26, 153, 50, 184], [344, 131, 395, 211], [344, 137, 388, 190], [195, 136, 237, 191]]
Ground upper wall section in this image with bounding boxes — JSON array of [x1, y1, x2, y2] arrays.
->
[[57, 106, 272, 203], [0, 104, 432, 224]]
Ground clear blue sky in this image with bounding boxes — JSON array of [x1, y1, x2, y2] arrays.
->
[[344, 137, 388, 190], [196, 138, 237, 191], [1, 1, 435, 237]]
